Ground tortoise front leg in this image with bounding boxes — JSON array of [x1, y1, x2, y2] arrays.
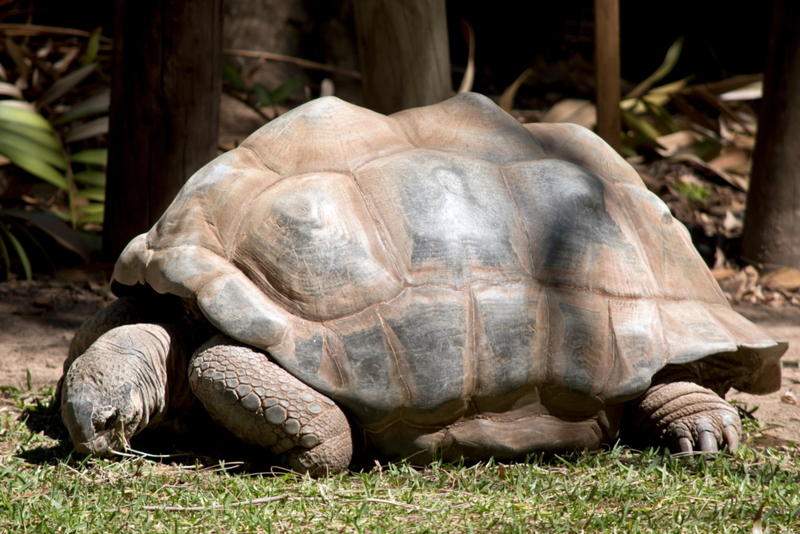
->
[[188, 335, 353, 476], [624, 368, 741, 453]]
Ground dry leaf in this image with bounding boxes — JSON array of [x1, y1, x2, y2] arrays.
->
[[499, 68, 533, 113], [781, 391, 797, 405], [720, 81, 763, 101], [712, 268, 737, 281], [0, 81, 23, 99], [734, 265, 759, 302], [752, 285, 766, 303], [4, 37, 29, 84], [722, 211, 743, 235], [655, 130, 703, 158], [540, 99, 596, 128], [760, 268, 800, 292], [670, 153, 749, 191], [457, 20, 475, 94], [708, 147, 750, 174], [751, 503, 765, 534]]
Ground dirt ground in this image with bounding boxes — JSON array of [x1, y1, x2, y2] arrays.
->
[[1, 276, 798, 446]]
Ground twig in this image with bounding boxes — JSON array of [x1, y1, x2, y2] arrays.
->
[[224, 48, 361, 79], [107, 447, 188, 460], [361, 497, 421, 510], [140, 494, 288, 511], [0, 24, 113, 43]]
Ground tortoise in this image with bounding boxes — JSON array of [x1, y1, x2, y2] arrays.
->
[[60, 93, 787, 474]]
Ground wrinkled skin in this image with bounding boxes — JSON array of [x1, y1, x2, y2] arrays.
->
[[61, 323, 193, 455]]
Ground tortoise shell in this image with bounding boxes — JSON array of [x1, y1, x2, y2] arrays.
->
[[113, 93, 784, 440]]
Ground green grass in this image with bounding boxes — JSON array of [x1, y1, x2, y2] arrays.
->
[[1, 387, 798, 533]]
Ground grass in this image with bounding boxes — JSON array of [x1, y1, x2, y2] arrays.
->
[[1, 386, 799, 533]]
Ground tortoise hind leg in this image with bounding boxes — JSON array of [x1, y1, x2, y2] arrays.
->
[[624, 368, 741, 453], [188, 335, 352, 476]]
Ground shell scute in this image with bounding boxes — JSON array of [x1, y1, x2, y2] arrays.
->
[[356, 149, 533, 287]]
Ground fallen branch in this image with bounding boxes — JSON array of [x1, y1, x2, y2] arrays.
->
[[224, 48, 361, 79]]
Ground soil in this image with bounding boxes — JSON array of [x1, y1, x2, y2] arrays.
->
[[1, 275, 798, 446]]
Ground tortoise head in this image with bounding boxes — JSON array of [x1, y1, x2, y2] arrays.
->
[[61, 369, 144, 456]]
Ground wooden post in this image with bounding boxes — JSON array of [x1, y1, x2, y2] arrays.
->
[[103, 0, 222, 260], [742, 0, 800, 271], [593, 0, 622, 153], [353, 0, 452, 114]]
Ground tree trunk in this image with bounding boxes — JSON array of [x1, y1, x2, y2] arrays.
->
[[594, 0, 622, 153], [742, 0, 800, 271], [103, 0, 222, 260], [352, 0, 451, 114]]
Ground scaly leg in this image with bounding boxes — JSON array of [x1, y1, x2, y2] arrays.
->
[[626, 368, 740, 453], [189, 335, 353, 476]]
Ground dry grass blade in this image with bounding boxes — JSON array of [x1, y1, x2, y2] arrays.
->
[[36, 63, 97, 109], [3, 37, 29, 83], [351, 497, 425, 510], [0, 23, 113, 43], [456, 20, 475, 94], [688, 73, 764, 97], [499, 68, 533, 113], [64, 116, 108, 143], [624, 37, 684, 100], [140, 494, 289, 512]]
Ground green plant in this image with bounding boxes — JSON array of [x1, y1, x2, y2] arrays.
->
[[618, 37, 691, 155], [675, 181, 711, 204], [0, 29, 109, 279], [0, 208, 90, 280], [222, 60, 304, 119]]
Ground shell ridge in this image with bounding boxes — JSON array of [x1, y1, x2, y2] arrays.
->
[[700, 302, 781, 350], [334, 124, 353, 175], [545, 123, 575, 158], [608, 180, 667, 299], [694, 303, 742, 350], [498, 166, 536, 277], [240, 144, 283, 176], [141, 243, 235, 289], [227, 146, 290, 262], [467, 284, 478, 399], [387, 111, 420, 149], [347, 171, 407, 284], [601, 297, 617, 397], [540, 286, 550, 383], [376, 308, 412, 408], [321, 324, 346, 396], [267, 315, 295, 354]]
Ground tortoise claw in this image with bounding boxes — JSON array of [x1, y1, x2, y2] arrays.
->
[[722, 414, 739, 453], [677, 437, 693, 453], [695, 419, 717, 452], [698, 431, 717, 452]]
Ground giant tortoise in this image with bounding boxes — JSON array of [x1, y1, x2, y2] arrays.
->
[[60, 93, 787, 474]]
